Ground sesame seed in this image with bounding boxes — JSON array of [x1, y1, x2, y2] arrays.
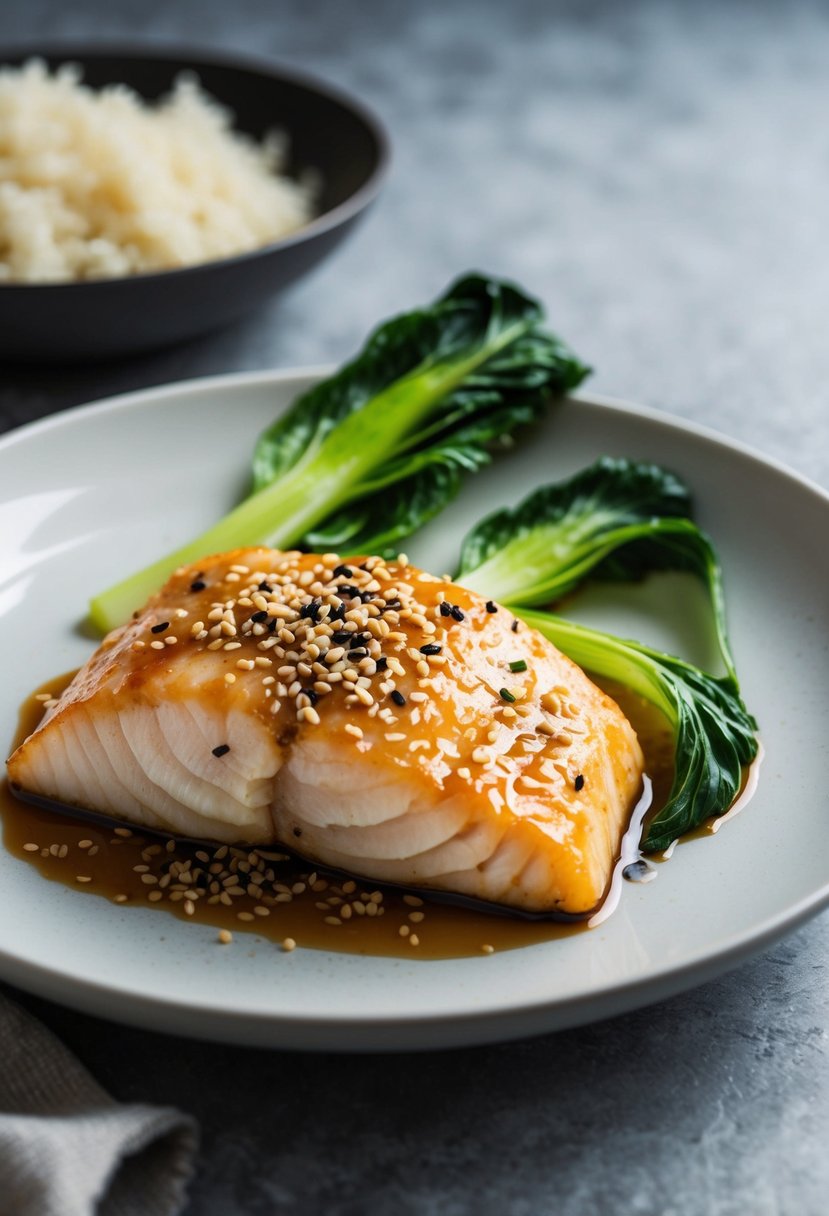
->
[[472, 747, 492, 765], [75, 875, 92, 884], [486, 601, 497, 613], [281, 937, 297, 952], [481, 944, 495, 955], [212, 744, 230, 757], [151, 621, 170, 634], [224, 673, 236, 685], [22, 843, 39, 852], [575, 774, 585, 791], [218, 929, 233, 944]]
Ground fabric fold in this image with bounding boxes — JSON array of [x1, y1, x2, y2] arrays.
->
[[0, 993, 198, 1216]]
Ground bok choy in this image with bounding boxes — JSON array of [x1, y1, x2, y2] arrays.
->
[[90, 274, 589, 632], [455, 462, 758, 848], [458, 456, 737, 682], [515, 612, 757, 852]]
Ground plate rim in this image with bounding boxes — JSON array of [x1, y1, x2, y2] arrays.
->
[[2, 367, 827, 512], [2, 369, 828, 1050]]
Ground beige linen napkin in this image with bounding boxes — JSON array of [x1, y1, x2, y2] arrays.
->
[[0, 992, 198, 1216]]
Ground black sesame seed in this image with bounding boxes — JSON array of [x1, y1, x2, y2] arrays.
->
[[300, 600, 322, 623], [359, 562, 371, 571], [305, 688, 319, 706], [151, 621, 170, 634], [375, 657, 388, 671], [190, 580, 206, 592], [331, 630, 352, 645], [332, 565, 353, 578], [338, 584, 358, 598], [384, 599, 402, 611], [212, 744, 230, 758], [258, 581, 273, 592], [293, 827, 302, 838], [486, 601, 497, 614], [330, 603, 346, 622], [450, 605, 465, 622], [420, 643, 442, 655], [439, 602, 453, 617], [267, 619, 278, 633], [511, 619, 519, 633], [250, 610, 268, 623], [348, 649, 368, 660], [391, 690, 406, 706], [575, 774, 585, 791]]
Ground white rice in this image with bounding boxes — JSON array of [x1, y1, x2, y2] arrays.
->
[[0, 60, 315, 283]]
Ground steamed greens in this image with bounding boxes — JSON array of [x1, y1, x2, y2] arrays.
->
[[516, 613, 757, 852], [455, 460, 758, 848], [90, 274, 588, 632], [458, 457, 738, 682]]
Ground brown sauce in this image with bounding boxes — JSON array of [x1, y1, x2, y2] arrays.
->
[[2, 672, 676, 959]]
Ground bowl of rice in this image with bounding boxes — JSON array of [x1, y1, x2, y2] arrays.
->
[[0, 45, 389, 361]]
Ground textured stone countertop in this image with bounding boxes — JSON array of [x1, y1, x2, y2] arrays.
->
[[1, 1, 828, 1213]]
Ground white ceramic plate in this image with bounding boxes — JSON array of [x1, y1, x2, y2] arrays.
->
[[1, 371, 827, 1051]]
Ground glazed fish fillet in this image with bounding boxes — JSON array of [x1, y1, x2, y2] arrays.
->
[[7, 549, 644, 915]]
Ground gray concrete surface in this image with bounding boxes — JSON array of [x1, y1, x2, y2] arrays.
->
[[2, 1, 828, 1213]]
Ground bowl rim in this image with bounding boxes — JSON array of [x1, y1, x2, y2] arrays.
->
[[0, 39, 391, 291]]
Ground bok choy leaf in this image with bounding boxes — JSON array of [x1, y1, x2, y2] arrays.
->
[[457, 457, 738, 682], [90, 274, 589, 632], [514, 611, 758, 852], [454, 462, 758, 845]]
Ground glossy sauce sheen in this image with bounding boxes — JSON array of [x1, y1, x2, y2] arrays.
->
[[2, 673, 674, 959]]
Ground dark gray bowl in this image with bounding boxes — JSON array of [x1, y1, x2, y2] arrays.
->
[[0, 45, 389, 362]]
